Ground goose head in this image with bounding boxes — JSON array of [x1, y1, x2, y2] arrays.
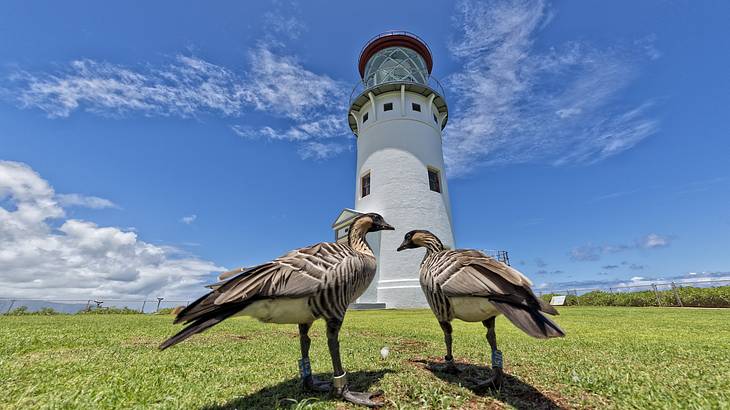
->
[[397, 230, 443, 252], [351, 213, 395, 233]]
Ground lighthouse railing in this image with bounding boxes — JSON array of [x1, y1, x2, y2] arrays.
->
[[348, 76, 446, 108]]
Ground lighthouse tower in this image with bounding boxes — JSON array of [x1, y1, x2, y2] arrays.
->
[[334, 31, 455, 308]]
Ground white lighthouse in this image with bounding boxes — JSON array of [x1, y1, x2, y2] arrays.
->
[[333, 31, 455, 308]]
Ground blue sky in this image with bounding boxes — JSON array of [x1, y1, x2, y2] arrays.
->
[[1, 0, 728, 299]]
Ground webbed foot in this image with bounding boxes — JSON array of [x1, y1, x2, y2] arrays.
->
[[341, 387, 384, 407], [302, 375, 332, 392], [444, 360, 461, 375], [468, 367, 504, 391]]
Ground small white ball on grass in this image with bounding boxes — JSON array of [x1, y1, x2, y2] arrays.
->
[[380, 346, 390, 360]]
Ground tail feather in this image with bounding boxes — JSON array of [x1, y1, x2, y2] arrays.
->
[[490, 300, 565, 339], [159, 302, 248, 350], [537, 297, 560, 315]]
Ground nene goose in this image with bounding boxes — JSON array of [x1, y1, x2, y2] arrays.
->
[[397, 230, 564, 389], [160, 213, 394, 407]]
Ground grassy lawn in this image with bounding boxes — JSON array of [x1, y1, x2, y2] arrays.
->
[[1, 307, 729, 409]]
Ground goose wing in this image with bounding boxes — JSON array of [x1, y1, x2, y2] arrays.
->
[[160, 242, 354, 350], [177, 242, 351, 323], [437, 250, 557, 314], [434, 250, 563, 338]]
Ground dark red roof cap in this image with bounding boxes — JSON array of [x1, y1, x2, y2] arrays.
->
[[358, 31, 433, 78]]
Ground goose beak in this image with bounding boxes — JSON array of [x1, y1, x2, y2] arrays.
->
[[378, 222, 395, 231], [396, 241, 409, 252]]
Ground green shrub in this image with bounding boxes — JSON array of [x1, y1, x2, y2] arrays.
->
[[4, 306, 61, 315], [540, 285, 730, 308], [79, 306, 142, 315], [6, 306, 30, 315], [36, 307, 59, 315]]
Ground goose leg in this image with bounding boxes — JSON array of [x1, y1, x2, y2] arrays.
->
[[439, 321, 459, 374], [473, 317, 504, 390], [299, 323, 331, 392], [326, 319, 383, 407]]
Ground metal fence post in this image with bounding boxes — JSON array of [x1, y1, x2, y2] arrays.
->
[[5, 300, 15, 314], [670, 282, 683, 307], [140, 299, 147, 313], [156, 297, 164, 313], [651, 283, 661, 306]]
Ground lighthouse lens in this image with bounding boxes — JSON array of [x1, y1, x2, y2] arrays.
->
[[363, 47, 428, 87]]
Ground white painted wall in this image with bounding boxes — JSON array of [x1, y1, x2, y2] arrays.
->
[[354, 90, 455, 308]]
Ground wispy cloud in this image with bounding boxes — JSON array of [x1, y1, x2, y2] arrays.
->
[[263, 1, 307, 41], [4, 0, 659, 168], [180, 214, 197, 225], [639, 233, 671, 249], [541, 271, 730, 292], [7, 43, 351, 160], [10, 56, 248, 118], [57, 193, 118, 209], [443, 0, 659, 176], [298, 141, 351, 160], [570, 233, 672, 261]]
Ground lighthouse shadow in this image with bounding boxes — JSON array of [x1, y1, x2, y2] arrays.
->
[[413, 359, 563, 410], [201, 369, 392, 409]]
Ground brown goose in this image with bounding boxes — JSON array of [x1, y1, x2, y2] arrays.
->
[[397, 230, 564, 388], [160, 213, 394, 407]]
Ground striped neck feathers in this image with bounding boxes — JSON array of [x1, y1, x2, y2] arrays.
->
[[348, 217, 374, 255], [419, 233, 445, 254]]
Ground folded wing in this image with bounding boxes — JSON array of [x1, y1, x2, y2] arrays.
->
[[438, 250, 564, 338], [160, 242, 350, 350]]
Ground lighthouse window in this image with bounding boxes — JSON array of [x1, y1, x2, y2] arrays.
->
[[383, 102, 393, 111], [412, 103, 421, 112], [428, 168, 441, 193], [362, 112, 369, 123], [361, 172, 371, 198]]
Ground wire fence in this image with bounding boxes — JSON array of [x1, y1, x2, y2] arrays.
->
[[3, 279, 729, 314], [0, 297, 191, 315], [536, 278, 730, 307]]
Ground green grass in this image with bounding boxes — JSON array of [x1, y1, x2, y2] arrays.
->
[[1, 307, 729, 409]]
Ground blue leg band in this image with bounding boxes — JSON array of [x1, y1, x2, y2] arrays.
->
[[491, 350, 503, 368], [299, 358, 312, 379]]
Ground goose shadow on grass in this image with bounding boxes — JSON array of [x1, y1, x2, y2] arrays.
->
[[201, 369, 393, 409], [411, 359, 563, 410]]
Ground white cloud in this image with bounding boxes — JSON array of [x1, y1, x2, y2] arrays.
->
[[443, 0, 658, 176], [180, 214, 197, 225], [57, 193, 118, 209], [0, 160, 222, 299], [297, 141, 350, 160], [640, 233, 671, 249]]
